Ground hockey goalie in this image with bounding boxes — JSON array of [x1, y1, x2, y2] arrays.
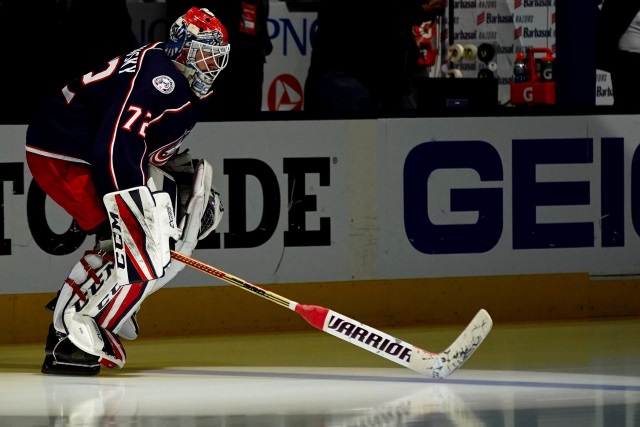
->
[[24, 7, 228, 375], [43, 156, 221, 375]]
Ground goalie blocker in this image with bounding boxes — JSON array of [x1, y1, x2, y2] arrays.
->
[[42, 156, 223, 375]]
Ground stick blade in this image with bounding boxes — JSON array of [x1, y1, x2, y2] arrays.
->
[[409, 309, 493, 379]]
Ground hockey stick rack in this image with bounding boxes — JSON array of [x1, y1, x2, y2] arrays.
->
[[171, 250, 493, 379]]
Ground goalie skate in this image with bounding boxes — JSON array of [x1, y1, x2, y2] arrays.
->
[[41, 323, 101, 376]]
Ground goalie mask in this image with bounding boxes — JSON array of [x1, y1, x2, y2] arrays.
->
[[165, 7, 230, 98]]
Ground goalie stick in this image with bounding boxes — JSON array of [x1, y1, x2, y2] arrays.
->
[[170, 250, 493, 379]]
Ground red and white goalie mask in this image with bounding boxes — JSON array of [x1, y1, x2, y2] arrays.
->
[[165, 7, 231, 98]]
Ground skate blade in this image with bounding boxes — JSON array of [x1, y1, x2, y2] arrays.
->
[[41, 355, 101, 376]]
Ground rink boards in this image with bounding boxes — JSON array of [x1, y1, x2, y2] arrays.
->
[[1, 115, 640, 343]]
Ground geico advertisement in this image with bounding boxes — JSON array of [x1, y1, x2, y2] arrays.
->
[[381, 115, 640, 278], [2, 116, 640, 295]]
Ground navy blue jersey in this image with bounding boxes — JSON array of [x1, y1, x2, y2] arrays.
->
[[26, 42, 211, 198]]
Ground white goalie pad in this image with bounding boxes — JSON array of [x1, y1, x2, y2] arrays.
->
[[147, 165, 180, 211], [52, 249, 129, 368], [65, 314, 126, 369], [157, 153, 223, 241], [53, 244, 154, 344], [103, 185, 180, 286], [115, 311, 139, 340], [159, 150, 195, 221], [176, 159, 213, 253], [53, 249, 118, 333], [148, 159, 224, 294]]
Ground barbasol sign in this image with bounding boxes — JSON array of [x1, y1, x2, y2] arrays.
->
[[455, 0, 478, 8], [485, 13, 514, 24]]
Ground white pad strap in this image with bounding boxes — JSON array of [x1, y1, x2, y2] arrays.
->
[[103, 184, 180, 286]]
